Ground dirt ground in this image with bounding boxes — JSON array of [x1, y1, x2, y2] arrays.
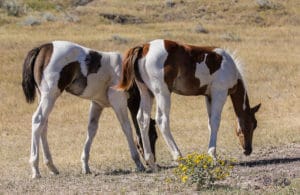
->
[[220, 143, 300, 192], [1, 143, 299, 194]]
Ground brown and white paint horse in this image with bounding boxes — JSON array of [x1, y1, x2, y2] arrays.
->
[[117, 39, 261, 170], [22, 41, 157, 178]]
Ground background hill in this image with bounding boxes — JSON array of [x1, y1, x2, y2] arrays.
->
[[0, 0, 299, 193]]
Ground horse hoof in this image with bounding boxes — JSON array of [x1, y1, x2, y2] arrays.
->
[[50, 170, 59, 175], [82, 169, 92, 174], [145, 164, 159, 173], [136, 165, 145, 172], [32, 173, 41, 179], [49, 167, 59, 175]]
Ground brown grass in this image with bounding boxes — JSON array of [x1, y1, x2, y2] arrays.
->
[[0, 0, 299, 193]]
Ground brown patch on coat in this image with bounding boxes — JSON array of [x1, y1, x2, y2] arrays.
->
[[205, 52, 223, 74], [85, 50, 102, 75], [228, 81, 238, 95], [185, 45, 222, 74], [163, 40, 217, 95], [230, 79, 250, 115], [33, 43, 53, 85], [142, 43, 149, 57], [58, 61, 89, 96]]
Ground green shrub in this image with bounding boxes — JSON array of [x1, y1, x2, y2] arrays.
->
[[174, 153, 235, 189]]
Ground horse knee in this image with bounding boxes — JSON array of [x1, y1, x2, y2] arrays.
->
[[32, 113, 46, 134], [156, 114, 168, 132], [137, 110, 150, 132]]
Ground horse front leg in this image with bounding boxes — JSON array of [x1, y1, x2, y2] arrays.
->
[[108, 88, 145, 172], [206, 90, 227, 159], [81, 101, 103, 174]]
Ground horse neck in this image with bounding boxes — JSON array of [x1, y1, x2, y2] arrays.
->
[[230, 79, 251, 126]]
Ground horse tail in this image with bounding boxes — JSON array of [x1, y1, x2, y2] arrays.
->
[[22, 47, 41, 103], [117, 46, 143, 91]]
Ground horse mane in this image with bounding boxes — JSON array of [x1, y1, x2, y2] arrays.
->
[[225, 49, 248, 90]]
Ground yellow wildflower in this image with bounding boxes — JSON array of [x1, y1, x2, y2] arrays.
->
[[181, 175, 188, 183]]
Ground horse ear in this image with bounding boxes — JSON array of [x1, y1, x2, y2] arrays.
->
[[251, 103, 261, 113]]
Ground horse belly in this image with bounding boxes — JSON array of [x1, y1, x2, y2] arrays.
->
[[172, 76, 208, 96], [78, 74, 110, 107]]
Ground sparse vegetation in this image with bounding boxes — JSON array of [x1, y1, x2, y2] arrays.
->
[[0, 0, 299, 193], [174, 153, 234, 189], [0, 0, 25, 16]]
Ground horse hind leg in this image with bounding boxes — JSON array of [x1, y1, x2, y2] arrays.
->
[[30, 94, 58, 178], [155, 92, 182, 163], [127, 84, 158, 163], [40, 119, 59, 175], [81, 101, 103, 174], [134, 81, 159, 171]]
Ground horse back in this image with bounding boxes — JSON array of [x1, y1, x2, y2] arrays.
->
[[32, 41, 118, 106], [144, 39, 228, 96]]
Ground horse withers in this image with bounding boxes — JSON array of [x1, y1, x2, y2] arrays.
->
[[22, 41, 157, 178], [117, 39, 261, 171]]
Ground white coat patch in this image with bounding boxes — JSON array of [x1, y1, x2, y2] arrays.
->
[[194, 54, 212, 88]]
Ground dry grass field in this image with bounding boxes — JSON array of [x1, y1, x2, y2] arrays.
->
[[0, 0, 299, 193]]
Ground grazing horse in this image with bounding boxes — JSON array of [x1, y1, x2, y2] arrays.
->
[[22, 41, 158, 178], [117, 39, 261, 170]]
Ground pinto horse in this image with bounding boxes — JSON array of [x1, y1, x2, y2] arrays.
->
[[117, 39, 261, 170], [22, 41, 157, 178]]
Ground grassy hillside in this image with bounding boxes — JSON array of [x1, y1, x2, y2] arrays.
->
[[0, 0, 299, 193]]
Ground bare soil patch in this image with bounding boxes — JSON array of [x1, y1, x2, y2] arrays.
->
[[221, 143, 300, 192]]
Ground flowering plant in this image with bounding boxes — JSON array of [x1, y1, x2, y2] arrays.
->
[[174, 153, 234, 188]]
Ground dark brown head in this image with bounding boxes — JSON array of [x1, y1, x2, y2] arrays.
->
[[236, 104, 261, 155]]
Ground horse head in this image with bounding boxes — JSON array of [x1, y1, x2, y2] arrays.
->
[[236, 104, 261, 155]]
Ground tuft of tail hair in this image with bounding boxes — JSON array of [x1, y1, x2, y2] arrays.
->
[[116, 46, 143, 91], [22, 47, 40, 103]]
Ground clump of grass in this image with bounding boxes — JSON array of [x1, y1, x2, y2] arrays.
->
[[110, 34, 129, 44], [165, 0, 176, 8], [221, 32, 241, 42], [174, 153, 235, 190], [256, 0, 283, 11], [24, 0, 56, 11], [194, 24, 209, 34], [0, 0, 25, 16], [22, 15, 41, 26]]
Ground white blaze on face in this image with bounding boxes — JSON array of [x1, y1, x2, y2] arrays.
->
[[194, 54, 212, 88]]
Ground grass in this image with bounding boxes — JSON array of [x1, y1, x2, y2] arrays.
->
[[0, 0, 299, 193]]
